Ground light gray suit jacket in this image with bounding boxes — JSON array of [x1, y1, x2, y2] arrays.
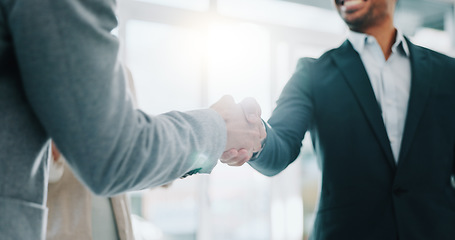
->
[[0, 0, 226, 239]]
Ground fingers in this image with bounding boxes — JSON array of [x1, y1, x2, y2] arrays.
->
[[259, 121, 267, 142], [253, 136, 262, 153], [220, 149, 238, 162], [211, 96, 265, 165], [220, 149, 252, 166]]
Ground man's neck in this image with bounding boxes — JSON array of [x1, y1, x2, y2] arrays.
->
[[360, 19, 396, 60]]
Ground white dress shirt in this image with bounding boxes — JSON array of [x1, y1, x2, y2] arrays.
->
[[348, 29, 411, 162]]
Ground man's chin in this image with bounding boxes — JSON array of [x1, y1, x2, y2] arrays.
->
[[344, 17, 369, 32]]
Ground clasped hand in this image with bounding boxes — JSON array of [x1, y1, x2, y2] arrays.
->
[[211, 95, 266, 166]]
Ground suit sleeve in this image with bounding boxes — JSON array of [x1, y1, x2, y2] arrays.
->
[[6, 0, 226, 195], [248, 58, 314, 176]]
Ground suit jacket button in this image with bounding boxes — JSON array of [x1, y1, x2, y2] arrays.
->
[[451, 175, 455, 189], [393, 187, 408, 197]]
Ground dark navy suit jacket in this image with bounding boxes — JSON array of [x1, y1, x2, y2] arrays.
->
[[250, 40, 455, 240]]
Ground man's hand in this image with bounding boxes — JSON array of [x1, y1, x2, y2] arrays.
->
[[210, 96, 266, 166]]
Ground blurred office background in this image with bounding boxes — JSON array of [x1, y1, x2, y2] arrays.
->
[[115, 0, 455, 239]]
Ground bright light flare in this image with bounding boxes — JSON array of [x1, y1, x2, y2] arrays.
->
[[206, 23, 271, 113]]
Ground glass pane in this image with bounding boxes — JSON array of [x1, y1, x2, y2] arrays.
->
[[126, 20, 204, 114], [207, 22, 272, 117], [217, 0, 345, 34], [205, 22, 273, 240], [138, 0, 210, 11], [125, 20, 205, 240], [141, 180, 201, 239], [274, 41, 338, 239], [412, 28, 454, 56], [208, 165, 272, 240]]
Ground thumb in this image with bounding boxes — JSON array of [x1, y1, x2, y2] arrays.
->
[[210, 95, 236, 116], [240, 97, 261, 123]]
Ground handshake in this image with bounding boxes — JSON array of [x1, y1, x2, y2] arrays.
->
[[210, 95, 266, 166]]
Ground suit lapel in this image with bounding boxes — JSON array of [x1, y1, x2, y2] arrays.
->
[[397, 40, 431, 166], [332, 41, 396, 170]]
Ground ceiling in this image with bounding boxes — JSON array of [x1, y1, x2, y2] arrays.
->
[[279, 0, 455, 36]]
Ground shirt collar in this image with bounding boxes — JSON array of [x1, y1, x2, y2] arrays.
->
[[348, 29, 410, 57]]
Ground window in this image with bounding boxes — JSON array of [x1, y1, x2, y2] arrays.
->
[[118, 0, 346, 239], [126, 20, 204, 114], [138, 0, 210, 11]]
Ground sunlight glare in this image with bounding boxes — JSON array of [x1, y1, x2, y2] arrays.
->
[[207, 22, 271, 116]]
